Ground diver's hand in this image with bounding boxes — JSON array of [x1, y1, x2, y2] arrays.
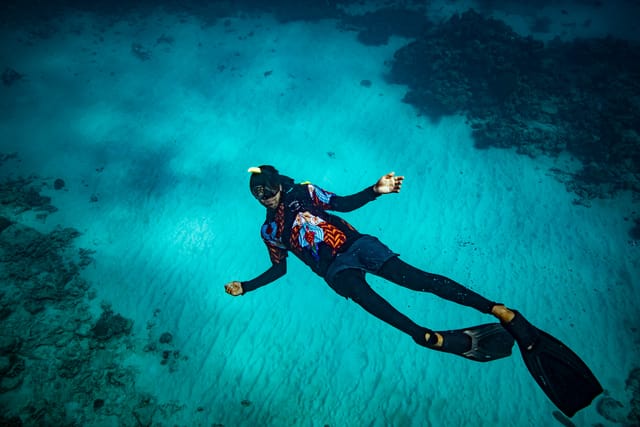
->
[[374, 172, 404, 194], [225, 281, 244, 296]]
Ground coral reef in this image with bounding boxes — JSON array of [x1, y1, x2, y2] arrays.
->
[[0, 176, 58, 216], [0, 170, 189, 425], [2, 68, 24, 86], [627, 368, 640, 425], [595, 367, 640, 425], [91, 305, 134, 341], [389, 9, 640, 205], [339, 7, 430, 46]]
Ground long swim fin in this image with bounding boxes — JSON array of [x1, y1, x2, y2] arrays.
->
[[434, 323, 515, 362], [502, 311, 603, 417]]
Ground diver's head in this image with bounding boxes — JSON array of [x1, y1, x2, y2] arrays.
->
[[248, 165, 282, 209]]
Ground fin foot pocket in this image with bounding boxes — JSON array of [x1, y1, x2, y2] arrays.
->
[[433, 323, 515, 362]]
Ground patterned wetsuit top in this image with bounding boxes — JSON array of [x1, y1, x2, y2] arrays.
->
[[241, 182, 380, 293]]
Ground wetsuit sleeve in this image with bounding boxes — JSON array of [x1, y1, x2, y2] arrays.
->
[[240, 242, 287, 293], [307, 183, 379, 212]]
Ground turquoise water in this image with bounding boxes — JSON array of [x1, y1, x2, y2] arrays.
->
[[1, 2, 639, 426]]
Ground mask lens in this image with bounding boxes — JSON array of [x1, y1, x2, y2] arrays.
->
[[253, 185, 278, 200]]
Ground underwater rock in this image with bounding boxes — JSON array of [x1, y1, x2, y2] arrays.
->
[[0, 356, 11, 375], [0, 291, 16, 320], [78, 248, 96, 268], [596, 396, 627, 423], [2, 68, 23, 86], [155, 34, 173, 45], [0, 355, 25, 393], [627, 368, 640, 393], [0, 306, 13, 320], [131, 43, 151, 61], [630, 407, 640, 426], [159, 350, 182, 373], [91, 308, 133, 341], [0, 177, 58, 216], [23, 299, 45, 315], [0, 216, 14, 234], [0, 152, 18, 165], [106, 367, 133, 387], [159, 332, 172, 344], [0, 415, 23, 426], [628, 368, 640, 425], [628, 217, 640, 240], [143, 343, 157, 352], [0, 336, 22, 356], [93, 399, 105, 411], [24, 187, 52, 210], [58, 357, 83, 379], [0, 373, 23, 393], [19, 269, 87, 312], [132, 394, 157, 427], [53, 178, 65, 190]]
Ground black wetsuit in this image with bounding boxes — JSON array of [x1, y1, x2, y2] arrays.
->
[[241, 181, 495, 345]]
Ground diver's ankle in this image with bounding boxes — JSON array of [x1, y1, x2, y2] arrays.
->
[[491, 304, 516, 323], [425, 332, 444, 348]]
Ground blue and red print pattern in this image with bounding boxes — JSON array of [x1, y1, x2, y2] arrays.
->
[[260, 184, 347, 264]]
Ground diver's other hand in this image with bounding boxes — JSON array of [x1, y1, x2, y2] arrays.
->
[[225, 281, 244, 296], [374, 171, 404, 194]]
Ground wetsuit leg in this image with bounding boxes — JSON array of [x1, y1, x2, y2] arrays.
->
[[376, 256, 495, 313], [328, 268, 430, 344]]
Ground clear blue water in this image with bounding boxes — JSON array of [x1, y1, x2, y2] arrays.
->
[[1, 1, 639, 426]]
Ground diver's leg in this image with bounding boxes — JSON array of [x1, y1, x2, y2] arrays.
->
[[327, 269, 432, 346], [377, 256, 496, 314], [378, 258, 520, 325], [327, 269, 514, 360]]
